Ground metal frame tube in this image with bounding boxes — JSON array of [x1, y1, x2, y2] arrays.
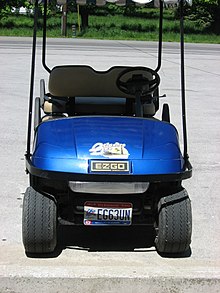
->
[[42, 0, 51, 73], [155, 0, 163, 72], [26, 0, 39, 156], [180, 0, 189, 163]]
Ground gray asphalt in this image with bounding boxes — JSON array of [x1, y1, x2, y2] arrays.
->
[[0, 36, 220, 292]]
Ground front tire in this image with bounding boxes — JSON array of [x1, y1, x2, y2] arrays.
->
[[155, 189, 192, 254], [22, 187, 57, 254]]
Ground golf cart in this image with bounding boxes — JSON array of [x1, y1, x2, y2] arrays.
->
[[23, 0, 193, 255]]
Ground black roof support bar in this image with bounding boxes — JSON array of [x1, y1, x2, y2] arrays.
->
[[43, 0, 51, 73], [155, 0, 163, 72], [180, 0, 189, 164], [26, 0, 39, 156]]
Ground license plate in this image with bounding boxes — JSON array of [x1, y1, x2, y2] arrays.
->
[[84, 201, 132, 226]]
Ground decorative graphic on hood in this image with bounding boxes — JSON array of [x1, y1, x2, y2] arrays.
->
[[89, 142, 130, 159]]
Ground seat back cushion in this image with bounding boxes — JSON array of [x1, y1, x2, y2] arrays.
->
[[48, 65, 153, 99]]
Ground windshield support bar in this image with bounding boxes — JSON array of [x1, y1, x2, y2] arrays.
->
[[26, 0, 39, 156], [155, 0, 163, 72], [180, 0, 189, 163], [43, 0, 51, 73]]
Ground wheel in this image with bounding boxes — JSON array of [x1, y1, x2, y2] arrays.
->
[[155, 189, 192, 254], [116, 67, 160, 97], [162, 103, 170, 122], [22, 187, 57, 254]]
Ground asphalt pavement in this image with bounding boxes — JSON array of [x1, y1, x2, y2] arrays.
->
[[0, 36, 220, 292]]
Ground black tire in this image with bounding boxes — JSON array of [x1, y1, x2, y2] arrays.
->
[[22, 187, 57, 254], [155, 189, 192, 254], [162, 103, 170, 122]]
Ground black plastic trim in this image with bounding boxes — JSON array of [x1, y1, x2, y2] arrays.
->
[[25, 155, 192, 183]]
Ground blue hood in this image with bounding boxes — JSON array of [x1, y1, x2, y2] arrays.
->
[[32, 116, 184, 175]]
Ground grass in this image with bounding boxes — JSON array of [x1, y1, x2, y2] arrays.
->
[[0, 10, 220, 43]]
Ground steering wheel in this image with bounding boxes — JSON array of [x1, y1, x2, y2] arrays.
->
[[116, 67, 160, 97]]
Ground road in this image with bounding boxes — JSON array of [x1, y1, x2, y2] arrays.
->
[[0, 36, 220, 292]]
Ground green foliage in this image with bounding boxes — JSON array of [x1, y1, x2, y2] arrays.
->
[[0, 0, 59, 17], [0, 15, 32, 28], [1, 2, 220, 42], [175, 0, 220, 34], [0, 0, 25, 15], [0, 0, 25, 9]]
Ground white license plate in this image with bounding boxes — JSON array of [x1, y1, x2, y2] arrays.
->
[[84, 201, 132, 226]]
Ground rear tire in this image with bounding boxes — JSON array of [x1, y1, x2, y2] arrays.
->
[[155, 189, 192, 254], [22, 187, 57, 254]]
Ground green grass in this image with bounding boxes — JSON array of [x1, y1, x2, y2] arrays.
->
[[0, 11, 220, 43]]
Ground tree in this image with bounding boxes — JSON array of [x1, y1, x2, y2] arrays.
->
[[0, 0, 57, 15], [79, 5, 89, 30], [175, 0, 220, 34], [0, 0, 25, 10]]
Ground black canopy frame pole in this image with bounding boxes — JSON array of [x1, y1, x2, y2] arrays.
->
[[26, 0, 39, 157], [180, 0, 189, 164], [43, 0, 51, 73], [155, 0, 164, 72]]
